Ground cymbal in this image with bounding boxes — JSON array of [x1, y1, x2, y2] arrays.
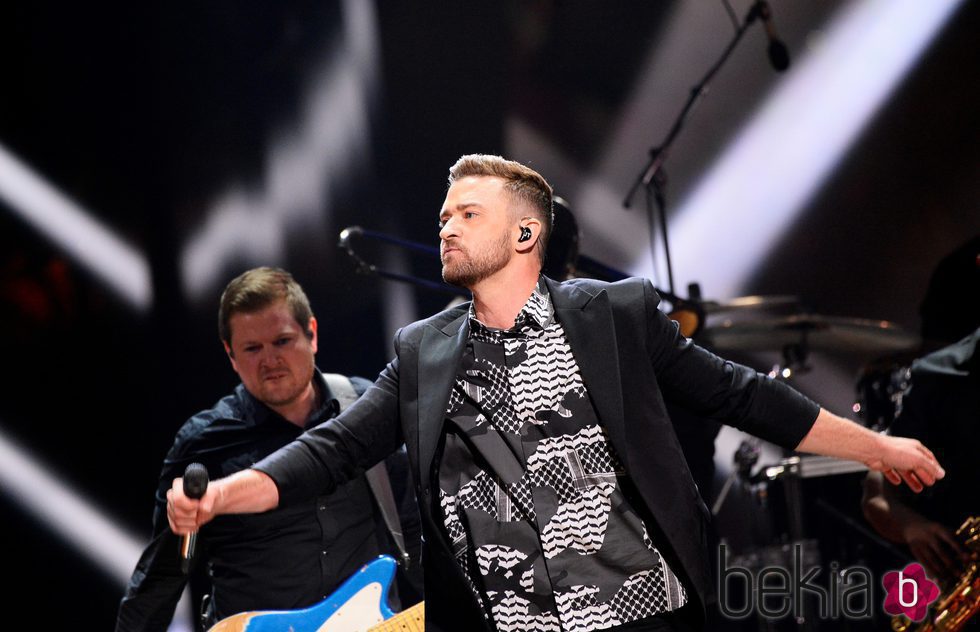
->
[[704, 314, 920, 354], [701, 295, 801, 314]]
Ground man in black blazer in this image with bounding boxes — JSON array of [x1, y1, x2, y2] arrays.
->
[[168, 155, 944, 631]]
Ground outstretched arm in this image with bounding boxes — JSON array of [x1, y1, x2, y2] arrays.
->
[[166, 469, 279, 535], [795, 408, 945, 492]]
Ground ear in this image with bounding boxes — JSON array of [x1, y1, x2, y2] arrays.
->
[[223, 340, 240, 374], [307, 316, 318, 354], [516, 216, 542, 255]]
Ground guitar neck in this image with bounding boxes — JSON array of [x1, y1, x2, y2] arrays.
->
[[369, 601, 424, 631]]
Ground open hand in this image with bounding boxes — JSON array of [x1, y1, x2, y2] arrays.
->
[[866, 436, 944, 493]]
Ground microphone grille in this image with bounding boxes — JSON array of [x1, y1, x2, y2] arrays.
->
[[183, 463, 209, 499]]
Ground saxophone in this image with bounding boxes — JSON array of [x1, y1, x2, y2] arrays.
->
[[893, 516, 980, 632]]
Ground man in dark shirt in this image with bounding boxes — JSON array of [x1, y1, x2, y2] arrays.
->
[[862, 327, 979, 583], [166, 156, 945, 632], [116, 267, 420, 631]]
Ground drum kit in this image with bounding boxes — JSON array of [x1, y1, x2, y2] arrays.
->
[[699, 293, 922, 629], [700, 293, 920, 419]]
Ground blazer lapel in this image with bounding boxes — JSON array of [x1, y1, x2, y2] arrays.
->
[[548, 278, 629, 470], [417, 311, 469, 492]]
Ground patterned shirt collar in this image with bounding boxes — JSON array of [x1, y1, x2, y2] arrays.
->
[[468, 277, 553, 336]]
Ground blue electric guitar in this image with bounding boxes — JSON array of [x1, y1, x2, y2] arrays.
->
[[207, 555, 423, 632]]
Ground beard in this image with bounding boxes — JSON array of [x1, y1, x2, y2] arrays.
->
[[257, 376, 307, 408], [441, 230, 512, 288], [254, 360, 315, 408]]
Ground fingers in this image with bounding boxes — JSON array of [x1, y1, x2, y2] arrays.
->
[[916, 442, 945, 481], [935, 527, 969, 560], [879, 437, 944, 492], [901, 470, 924, 493], [914, 466, 937, 487], [910, 543, 944, 582], [166, 477, 202, 535], [883, 468, 902, 486], [923, 542, 960, 580], [908, 523, 963, 581], [930, 541, 960, 578]]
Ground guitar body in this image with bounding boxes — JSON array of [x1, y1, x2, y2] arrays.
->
[[208, 555, 421, 632]]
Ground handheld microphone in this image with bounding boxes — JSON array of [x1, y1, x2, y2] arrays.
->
[[180, 463, 209, 574], [757, 1, 790, 72]]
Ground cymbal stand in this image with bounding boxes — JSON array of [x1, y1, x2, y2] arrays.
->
[[711, 437, 761, 517], [758, 456, 806, 544], [767, 340, 812, 381], [765, 350, 809, 546]]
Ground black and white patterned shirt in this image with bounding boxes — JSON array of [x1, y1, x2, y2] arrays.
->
[[438, 279, 687, 632]]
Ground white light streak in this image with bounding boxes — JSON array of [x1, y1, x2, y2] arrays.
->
[[0, 425, 194, 629], [0, 143, 153, 311], [0, 426, 142, 582], [664, 0, 964, 300], [180, 0, 380, 301]]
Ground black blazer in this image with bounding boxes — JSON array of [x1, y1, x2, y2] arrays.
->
[[257, 276, 819, 631]]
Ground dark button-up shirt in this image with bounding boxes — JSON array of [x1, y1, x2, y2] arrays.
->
[[117, 372, 391, 631], [439, 281, 686, 632], [889, 328, 980, 530]]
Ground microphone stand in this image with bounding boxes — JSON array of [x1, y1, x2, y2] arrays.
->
[[623, 1, 771, 300], [338, 226, 468, 297]]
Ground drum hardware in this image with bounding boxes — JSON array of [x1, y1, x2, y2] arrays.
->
[[725, 538, 823, 579], [766, 342, 812, 381], [812, 497, 909, 562], [715, 447, 873, 564], [854, 362, 912, 431], [702, 294, 803, 315], [704, 314, 921, 356], [712, 438, 762, 517], [716, 451, 877, 631], [761, 455, 869, 481], [754, 455, 870, 544]]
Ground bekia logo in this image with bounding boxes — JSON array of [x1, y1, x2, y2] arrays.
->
[[881, 562, 941, 622], [716, 544, 947, 623]]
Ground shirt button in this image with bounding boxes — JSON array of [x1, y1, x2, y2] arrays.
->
[[319, 505, 326, 511]]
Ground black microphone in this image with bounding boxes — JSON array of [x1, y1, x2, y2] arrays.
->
[[757, 1, 790, 72], [180, 463, 209, 574]]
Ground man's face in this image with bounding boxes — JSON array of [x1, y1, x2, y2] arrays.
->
[[439, 176, 516, 288], [224, 300, 318, 411]]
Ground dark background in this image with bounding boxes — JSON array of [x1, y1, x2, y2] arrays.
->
[[1, 1, 977, 629]]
